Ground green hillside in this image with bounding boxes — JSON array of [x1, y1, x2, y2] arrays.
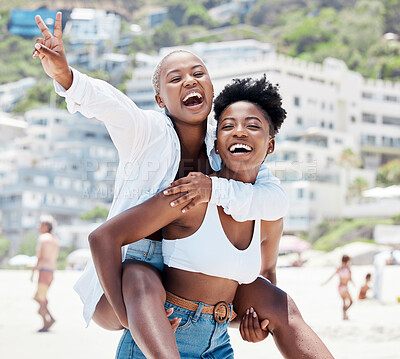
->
[[1, 0, 399, 86]]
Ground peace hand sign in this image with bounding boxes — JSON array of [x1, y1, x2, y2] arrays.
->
[[33, 12, 72, 89]]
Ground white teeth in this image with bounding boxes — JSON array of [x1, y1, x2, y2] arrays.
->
[[229, 143, 252, 152], [183, 92, 202, 102]]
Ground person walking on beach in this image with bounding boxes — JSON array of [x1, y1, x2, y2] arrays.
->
[[323, 254, 354, 320], [31, 215, 59, 332]]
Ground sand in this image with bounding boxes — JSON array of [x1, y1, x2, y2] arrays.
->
[[1, 265, 399, 359]]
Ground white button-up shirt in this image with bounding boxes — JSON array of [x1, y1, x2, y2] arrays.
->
[[55, 68, 289, 326]]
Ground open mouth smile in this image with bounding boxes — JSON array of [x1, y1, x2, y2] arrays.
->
[[228, 143, 253, 155], [182, 92, 204, 107]]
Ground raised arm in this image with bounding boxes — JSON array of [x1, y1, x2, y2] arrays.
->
[[33, 12, 72, 89], [88, 192, 184, 324], [260, 218, 283, 285], [34, 12, 157, 161]]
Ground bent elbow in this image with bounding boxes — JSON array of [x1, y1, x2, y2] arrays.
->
[[88, 228, 103, 248]]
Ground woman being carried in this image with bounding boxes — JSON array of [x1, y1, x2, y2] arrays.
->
[[90, 76, 333, 358]]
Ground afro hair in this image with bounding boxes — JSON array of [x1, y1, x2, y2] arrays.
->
[[213, 75, 286, 137]]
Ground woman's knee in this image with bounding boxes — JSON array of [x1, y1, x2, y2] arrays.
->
[[258, 292, 303, 332], [122, 261, 164, 301]]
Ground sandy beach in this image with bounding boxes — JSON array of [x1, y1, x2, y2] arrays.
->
[[1, 265, 399, 359]]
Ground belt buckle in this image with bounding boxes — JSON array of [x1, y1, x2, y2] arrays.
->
[[213, 301, 230, 323]]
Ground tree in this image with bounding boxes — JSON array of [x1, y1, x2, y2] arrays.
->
[[348, 177, 369, 199], [0, 236, 11, 259], [377, 159, 400, 186], [338, 148, 362, 202], [153, 20, 179, 50], [18, 230, 37, 256], [80, 206, 109, 221]]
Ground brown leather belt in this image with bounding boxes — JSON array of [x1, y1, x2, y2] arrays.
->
[[166, 292, 236, 323]]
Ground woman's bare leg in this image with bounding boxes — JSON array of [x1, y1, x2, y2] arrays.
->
[[341, 291, 352, 320], [121, 261, 180, 359], [233, 277, 334, 359], [92, 294, 124, 330]]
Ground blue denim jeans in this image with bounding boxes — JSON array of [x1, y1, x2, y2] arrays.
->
[[124, 238, 163, 272], [115, 296, 234, 359]]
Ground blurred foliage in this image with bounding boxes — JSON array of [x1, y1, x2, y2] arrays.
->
[[153, 20, 179, 50], [392, 213, 400, 225], [338, 148, 362, 168], [12, 79, 66, 114], [57, 245, 75, 270], [376, 159, 400, 186], [0, 236, 11, 259], [311, 218, 394, 251], [348, 177, 369, 199], [17, 230, 37, 256], [80, 205, 109, 221]]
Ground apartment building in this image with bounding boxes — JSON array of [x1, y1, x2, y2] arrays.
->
[[127, 40, 399, 231], [0, 107, 117, 248]]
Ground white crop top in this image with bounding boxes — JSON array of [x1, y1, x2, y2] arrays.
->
[[162, 203, 262, 284]]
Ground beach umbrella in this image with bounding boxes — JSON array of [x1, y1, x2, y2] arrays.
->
[[363, 187, 389, 198], [66, 248, 91, 266], [279, 235, 311, 254], [8, 254, 37, 267], [363, 185, 400, 198]]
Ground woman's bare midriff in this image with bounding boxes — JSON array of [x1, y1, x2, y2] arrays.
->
[[163, 266, 238, 305]]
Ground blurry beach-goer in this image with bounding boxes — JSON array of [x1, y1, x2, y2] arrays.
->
[[31, 215, 59, 332], [358, 273, 371, 300], [323, 254, 354, 320]]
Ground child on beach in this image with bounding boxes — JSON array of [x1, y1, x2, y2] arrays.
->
[[323, 254, 354, 320], [358, 273, 371, 300]]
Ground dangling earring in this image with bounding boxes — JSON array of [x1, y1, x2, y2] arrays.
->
[[216, 148, 219, 153]]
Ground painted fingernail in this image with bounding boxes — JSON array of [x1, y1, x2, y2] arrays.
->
[[246, 309, 249, 315], [253, 311, 257, 318], [250, 307, 254, 313], [182, 209, 186, 213], [170, 202, 175, 207], [35, 43, 41, 50], [163, 190, 169, 195]]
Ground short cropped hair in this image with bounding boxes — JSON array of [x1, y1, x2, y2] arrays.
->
[[152, 50, 198, 95], [40, 214, 55, 233], [213, 75, 286, 137]]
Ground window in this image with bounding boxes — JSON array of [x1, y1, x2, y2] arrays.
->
[[296, 117, 303, 125], [383, 95, 398, 103], [366, 135, 376, 145], [297, 188, 304, 199], [362, 92, 374, 100], [294, 96, 300, 107], [351, 116, 356, 123], [382, 116, 400, 126], [362, 113, 376, 124]]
